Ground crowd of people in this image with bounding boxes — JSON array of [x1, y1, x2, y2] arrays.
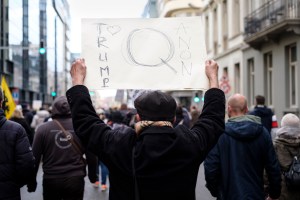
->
[[0, 59, 300, 200]]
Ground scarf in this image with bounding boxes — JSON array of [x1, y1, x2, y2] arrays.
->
[[135, 120, 173, 135]]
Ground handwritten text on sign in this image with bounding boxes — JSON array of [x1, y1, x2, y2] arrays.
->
[[81, 17, 208, 90]]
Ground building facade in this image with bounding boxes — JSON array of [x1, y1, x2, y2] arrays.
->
[[151, 0, 300, 121], [0, 0, 71, 108]]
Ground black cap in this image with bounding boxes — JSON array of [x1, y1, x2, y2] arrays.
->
[[134, 91, 176, 121]]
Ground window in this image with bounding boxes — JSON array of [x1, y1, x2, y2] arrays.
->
[[264, 52, 273, 106], [234, 63, 240, 93], [233, 0, 240, 36], [247, 58, 255, 105], [205, 16, 209, 51], [222, 1, 228, 50], [213, 8, 218, 54], [287, 44, 298, 107]]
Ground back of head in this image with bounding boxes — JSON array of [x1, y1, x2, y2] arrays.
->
[[109, 111, 124, 124], [255, 95, 265, 105], [51, 96, 71, 118], [281, 113, 300, 128], [134, 90, 176, 122], [11, 108, 24, 119], [227, 94, 248, 117]]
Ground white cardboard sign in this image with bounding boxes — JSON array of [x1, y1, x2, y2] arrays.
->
[[82, 17, 208, 90]]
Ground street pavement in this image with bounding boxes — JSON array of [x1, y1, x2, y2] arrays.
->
[[21, 164, 215, 200]]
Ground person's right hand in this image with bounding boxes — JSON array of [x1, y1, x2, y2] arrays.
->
[[205, 60, 219, 89], [70, 58, 87, 86]]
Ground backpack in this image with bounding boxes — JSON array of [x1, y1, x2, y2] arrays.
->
[[284, 155, 300, 190]]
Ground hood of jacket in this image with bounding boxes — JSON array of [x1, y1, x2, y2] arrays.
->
[[274, 126, 300, 147], [225, 115, 263, 141], [51, 96, 71, 118]]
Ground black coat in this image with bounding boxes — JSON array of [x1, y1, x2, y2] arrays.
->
[[66, 85, 225, 200], [10, 117, 33, 144], [0, 109, 35, 200]]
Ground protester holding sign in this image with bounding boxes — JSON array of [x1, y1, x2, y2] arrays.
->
[[66, 58, 224, 200]]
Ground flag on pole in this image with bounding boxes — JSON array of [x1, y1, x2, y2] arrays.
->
[[1, 77, 16, 119]]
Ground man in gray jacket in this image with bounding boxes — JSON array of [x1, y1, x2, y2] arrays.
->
[[29, 96, 86, 200]]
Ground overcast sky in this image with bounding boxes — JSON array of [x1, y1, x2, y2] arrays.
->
[[69, 0, 148, 53]]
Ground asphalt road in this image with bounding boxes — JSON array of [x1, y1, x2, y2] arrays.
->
[[21, 164, 215, 200]]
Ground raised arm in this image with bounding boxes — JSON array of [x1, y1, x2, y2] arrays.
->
[[205, 59, 219, 89], [191, 60, 225, 155]]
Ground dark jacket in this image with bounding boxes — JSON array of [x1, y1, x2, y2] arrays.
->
[[66, 85, 225, 200], [0, 109, 35, 200], [204, 115, 281, 200], [249, 105, 273, 133], [10, 117, 33, 145], [32, 96, 86, 179]]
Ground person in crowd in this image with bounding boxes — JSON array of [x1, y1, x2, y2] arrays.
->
[[22, 103, 34, 126], [204, 93, 281, 200], [87, 108, 110, 190], [30, 107, 50, 130], [248, 95, 274, 133], [28, 96, 86, 200], [66, 58, 225, 200], [10, 108, 34, 144], [189, 105, 201, 127], [0, 87, 35, 200], [273, 113, 300, 199], [174, 105, 189, 128]]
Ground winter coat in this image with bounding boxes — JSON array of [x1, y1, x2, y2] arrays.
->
[[66, 85, 225, 200], [204, 115, 281, 200], [10, 117, 33, 144], [274, 126, 300, 200], [249, 105, 273, 133], [30, 109, 50, 130], [32, 96, 86, 180], [0, 109, 35, 200]]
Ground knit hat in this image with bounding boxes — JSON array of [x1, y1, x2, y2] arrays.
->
[[134, 90, 176, 121], [281, 113, 300, 128]]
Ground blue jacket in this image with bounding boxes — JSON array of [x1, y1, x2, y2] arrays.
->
[[0, 109, 35, 200], [204, 115, 281, 200], [248, 105, 273, 133]]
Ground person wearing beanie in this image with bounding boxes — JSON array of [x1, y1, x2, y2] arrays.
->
[[66, 59, 225, 200], [274, 113, 300, 199], [28, 96, 86, 200]]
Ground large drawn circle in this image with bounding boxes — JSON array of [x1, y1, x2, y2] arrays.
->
[[127, 28, 174, 67]]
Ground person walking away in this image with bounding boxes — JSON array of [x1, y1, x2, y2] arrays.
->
[[28, 96, 86, 200], [10, 108, 34, 145], [204, 93, 281, 200], [21, 103, 34, 127], [274, 113, 300, 199], [248, 95, 274, 134], [30, 107, 50, 130], [0, 87, 35, 200], [66, 58, 225, 200]]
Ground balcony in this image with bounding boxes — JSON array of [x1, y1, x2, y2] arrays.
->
[[244, 0, 300, 49]]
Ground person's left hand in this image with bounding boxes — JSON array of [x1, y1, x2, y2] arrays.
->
[[70, 58, 87, 86]]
